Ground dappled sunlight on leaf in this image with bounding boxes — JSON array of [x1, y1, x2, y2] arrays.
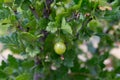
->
[[103, 58, 114, 72], [110, 47, 120, 59], [0, 0, 120, 79]]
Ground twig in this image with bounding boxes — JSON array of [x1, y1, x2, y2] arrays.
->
[[34, 73, 44, 80], [76, 17, 93, 39], [12, 8, 25, 31], [33, 56, 43, 80], [29, 5, 39, 20], [43, 0, 53, 18], [34, 56, 41, 65]]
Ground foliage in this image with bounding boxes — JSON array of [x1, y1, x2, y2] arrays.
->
[[0, 0, 120, 80]]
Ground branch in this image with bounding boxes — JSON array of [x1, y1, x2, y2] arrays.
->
[[13, 10, 25, 31], [76, 17, 92, 39], [34, 73, 44, 80], [33, 56, 43, 80], [80, 17, 92, 30], [43, 0, 53, 18], [29, 5, 39, 20]]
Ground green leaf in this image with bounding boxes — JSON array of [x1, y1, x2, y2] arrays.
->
[[73, 0, 80, 4], [0, 22, 10, 36], [44, 34, 55, 53], [26, 46, 40, 57], [71, 0, 83, 10], [0, 0, 4, 3], [54, 66, 68, 80], [4, 67, 14, 75], [0, 0, 120, 79], [38, 18, 49, 29], [22, 60, 34, 69], [16, 73, 32, 80], [98, 0, 108, 6], [21, 0, 31, 10], [0, 32, 24, 53], [7, 55, 19, 68], [14, 0, 22, 7], [0, 61, 7, 69], [46, 22, 57, 33], [61, 17, 72, 35], [4, 0, 13, 3], [63, 50, 75, 67], [0, 7, 11, 19], [20, 32, 37, 42], [0, 70, 7, 79]]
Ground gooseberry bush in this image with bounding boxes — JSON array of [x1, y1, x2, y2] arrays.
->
[[0, 0, 120, 80]]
